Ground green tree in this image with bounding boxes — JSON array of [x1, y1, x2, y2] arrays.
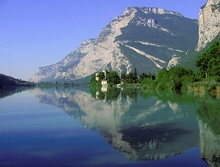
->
[[97, 72, 105, 81], [196, 41, 220, 79], [90, 73, 102, 89], [155, 68, 171, 90], [156, 68, 169, 82], [90, 74, 96, 83], [106, 71, 120, 86], [155, 67, 195, 90], [121, 73, 126, 80], [168, 66, 192, 90], [140, 73, 155, 82], [140, 78, 156, 89], [134, 68, 137, 79], [124, 68, 138, 84]]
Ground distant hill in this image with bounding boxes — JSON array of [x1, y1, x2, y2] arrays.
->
[[0, 73, 35, 88]]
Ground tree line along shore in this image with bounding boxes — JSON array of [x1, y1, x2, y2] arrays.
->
[[1, 41, 219, 92], [90, 41, 220, 94]]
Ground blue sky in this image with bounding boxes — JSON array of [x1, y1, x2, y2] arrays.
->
[[0, 0, 207, 80]]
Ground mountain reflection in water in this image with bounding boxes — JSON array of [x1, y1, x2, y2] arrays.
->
[[31, 87, 201, 161], [1, 87, 219, 166]]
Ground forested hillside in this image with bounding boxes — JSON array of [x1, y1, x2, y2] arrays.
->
[[0, 73, 34, 88]]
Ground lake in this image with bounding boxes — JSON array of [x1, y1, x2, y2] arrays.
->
[[0, 87, 219, 167]]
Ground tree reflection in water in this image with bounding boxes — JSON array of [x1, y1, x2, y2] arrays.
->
[[196, 93, 220, 167], [31, 87, 201, 161], [23, 87, 220, 166]]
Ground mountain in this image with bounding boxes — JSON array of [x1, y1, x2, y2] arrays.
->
[[0, 73, 34, 88], [30, 7, 198, 83], [197, 0, 220, 51], [180, 0, 220, 69]]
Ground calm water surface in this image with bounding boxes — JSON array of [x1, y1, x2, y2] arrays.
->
[[0, 87, 219, 167]]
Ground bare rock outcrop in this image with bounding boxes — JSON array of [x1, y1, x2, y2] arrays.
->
[[197, 0, 220, 51]]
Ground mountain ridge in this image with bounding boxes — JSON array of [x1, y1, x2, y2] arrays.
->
[[30, 7, 198, 83]]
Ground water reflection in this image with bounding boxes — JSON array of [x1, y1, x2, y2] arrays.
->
[[1, 87, 219, 166], [31, 87, 201, 161], [196, 95, 220, 167], [0, 87, 30, 99], [0, 88, 220, 167]]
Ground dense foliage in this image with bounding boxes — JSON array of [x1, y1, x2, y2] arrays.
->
[[106, 71, 120, 86], [90, 40, 220, 93], [0, 73, 35, 88], [90, 71, 120, 88], [121, 68, 138, 84], [155, 67, 195, 91], [180, 34, 220, 71], [140, 40, 220, 92], [90, 73, 101, 89], [196, 41, 220, 79]]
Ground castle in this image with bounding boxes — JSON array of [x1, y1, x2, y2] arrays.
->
[[95, 69, 108, 92]]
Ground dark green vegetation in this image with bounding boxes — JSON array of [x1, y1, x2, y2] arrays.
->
[[106, 71, 121, 86], [90, 71, 121, 89], [196, 41, 220, 78], [140, 41, 220, 92], [180, 34, 220, 71], [90, 87, 121, 101], [154, 66, 195, 91], [121, 68, 139, 84], [90, 41, 220, 93], [145, 41, 220, 92], [197, 95, 220, 135], [0, 73, 35, 88], [90, 68, 142, 90]]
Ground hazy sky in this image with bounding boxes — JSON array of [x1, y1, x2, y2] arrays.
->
[[0, 0, 207, 80]]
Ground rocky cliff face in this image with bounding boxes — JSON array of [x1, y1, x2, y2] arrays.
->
[[197, 0, 220, 51], [30, 7, 198, 83]]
